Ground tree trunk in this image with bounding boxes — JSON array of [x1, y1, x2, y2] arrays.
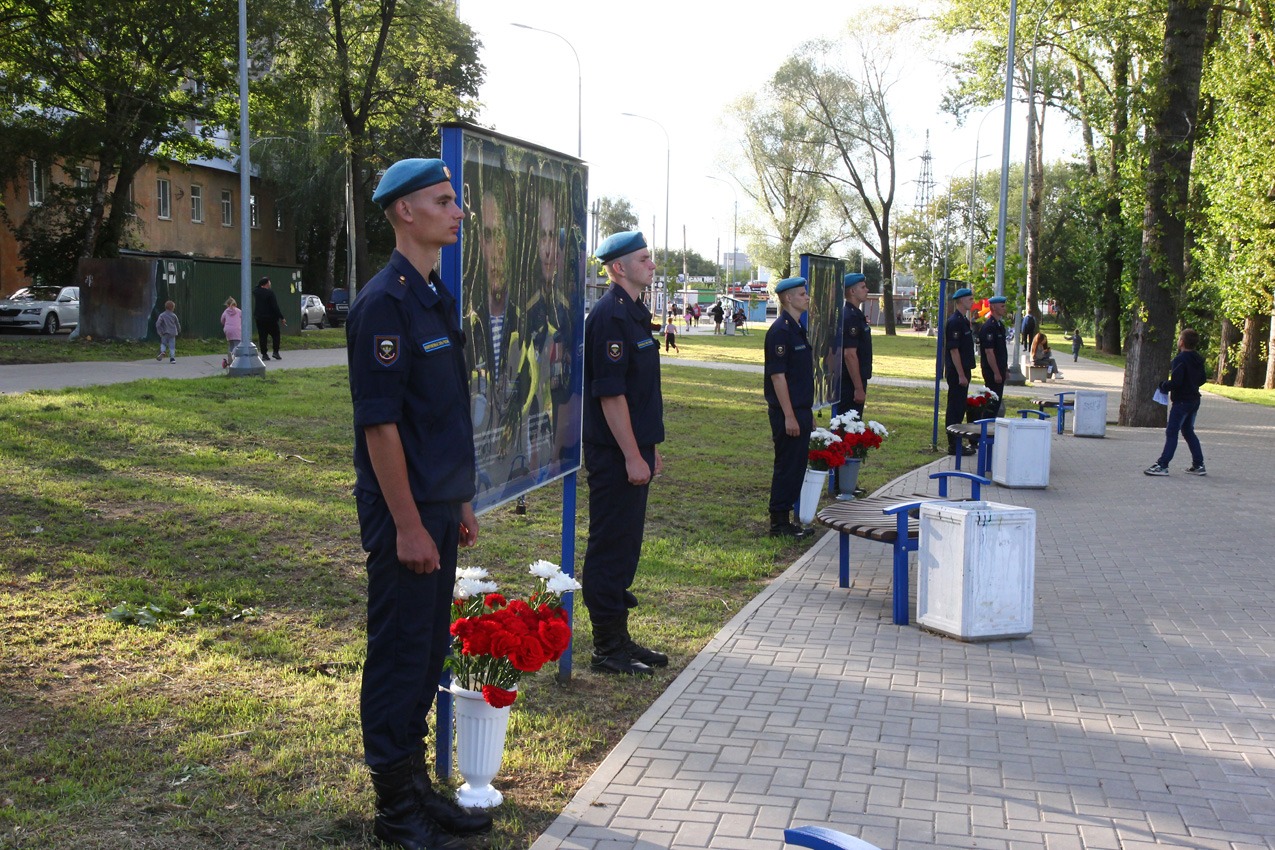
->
[[1216, 316, 1239, 385], [1119, 0, 1210, 427], [1025, 101, 1044, 322], [1266, 305, 1275, 390], [1237, 313, 1270, 388], [1099, 41, 1129, 356]]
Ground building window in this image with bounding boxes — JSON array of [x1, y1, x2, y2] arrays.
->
[[28, 160, 47, 205], [249, 193, 259, 229], [75, 166, 92, 189], [156, 178, 172, 220], [190, 184, 204, 223], [221, 189, 233, 226]]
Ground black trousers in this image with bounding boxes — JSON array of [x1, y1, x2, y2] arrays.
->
[[944, 374, 968, 451], [582, 441, 654, 622], [257, 319, 280, 356], [768, 406, 813, 513], [984, 378, 1005, 419], [357, 495, 459, 770], [839, 389, 866, 419]]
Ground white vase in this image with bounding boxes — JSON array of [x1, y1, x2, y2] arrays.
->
[[797, 467, 828, 524], [451, 685, 513, 808]]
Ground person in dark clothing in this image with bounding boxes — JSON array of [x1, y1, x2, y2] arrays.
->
[[1071, 330, 1083, 362], [839, 272, 872, 418], [1145, 327, 1208, 477], [944, 288, 978, 455], [1021, 312, 1038, 342], [581, 230, 667, 677], [252, 277, 286, 360], [348, 158, 491, 850], [710, 301, 725, 334], [978, 295, 1009, 418], [764, 277, 815, 539]]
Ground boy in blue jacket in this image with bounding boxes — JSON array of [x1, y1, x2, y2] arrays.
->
[[1145, 327, 1207, 476]]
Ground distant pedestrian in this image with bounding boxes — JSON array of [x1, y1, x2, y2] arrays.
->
[[711, 301, 724, 334], [155, 300, 180, 363], [253, 276, 286, 360], [684, 306, 693, 332], [220, 296, 242, 368], [1071, 330, 1083, 362], [693, 303, 701, 327], [1144, 328, 1207, 477], [733, 307, 748, 335], [664, 315, 680, 353]]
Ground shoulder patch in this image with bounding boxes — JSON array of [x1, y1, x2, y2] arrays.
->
[[606, 340, 623, 362], [775, 344, 786, 357], [374, 335, 400, 366]]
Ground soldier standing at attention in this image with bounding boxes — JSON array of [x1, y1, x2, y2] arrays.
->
[[978, 295, 1009, 418], [944, 287, 978, 456], [581, 230, 668, 677], [765, 276, 815, 539], [840, 272, 872, 418]]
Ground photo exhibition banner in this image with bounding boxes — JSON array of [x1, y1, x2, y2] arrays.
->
[[800, 253, 847, 411], [440, 125, 587, 513]]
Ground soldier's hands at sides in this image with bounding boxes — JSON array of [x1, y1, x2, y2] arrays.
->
[[398, 525, 441, 574]]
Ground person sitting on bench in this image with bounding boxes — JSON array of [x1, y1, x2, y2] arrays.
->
[[1031, 332, 1063, 379]]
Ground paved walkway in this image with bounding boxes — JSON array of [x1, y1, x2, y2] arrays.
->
[[533, 367, 1275, 849]]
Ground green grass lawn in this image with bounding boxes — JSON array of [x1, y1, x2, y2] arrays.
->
[[0, 327, 347, 365], [0, 362, 948, 849]]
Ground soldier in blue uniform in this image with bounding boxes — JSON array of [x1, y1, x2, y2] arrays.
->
[[765, 276, 815, 538], [582, 230, 667, 677], [978, 295, 1009, 418], [944, 287, 978, 456], [840, 272, 872, 418], [346, 158, 491, 850]]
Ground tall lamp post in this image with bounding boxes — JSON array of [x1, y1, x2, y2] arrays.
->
[[511, 23, 582, 158], [705, 175, 738, 289], [228, 0, 266, 377], [621, 112, 670, 297], [967, 103, 1004, 273], [992, 0, 1019, 302]]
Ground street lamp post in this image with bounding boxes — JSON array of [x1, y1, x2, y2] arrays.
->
[[705, 175, 738, 289], [511, 23, 582, 159], [621, 113, 670, 298], [228, 0, 266, 377], [968, 104, 1004, 272], [993, 0, 1019, 301]]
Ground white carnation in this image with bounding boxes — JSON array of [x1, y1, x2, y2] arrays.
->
[[528, 560, 562, 579]]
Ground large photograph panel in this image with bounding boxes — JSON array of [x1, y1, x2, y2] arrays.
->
[[800, 254, 846, 411], [444, 128, 587, 513]]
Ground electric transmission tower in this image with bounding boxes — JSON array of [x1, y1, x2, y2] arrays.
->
[[913, 131, 935, 217]]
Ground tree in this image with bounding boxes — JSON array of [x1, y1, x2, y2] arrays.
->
[[1119, 0, 1212, 426], [0, 0, 242, 280], [728, 90, 837, 279], [771, 32, 903, 332], [594, 196, 639, 236]]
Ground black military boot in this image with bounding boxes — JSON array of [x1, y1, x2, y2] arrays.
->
[[407, 752, 492, 836], [769, 510, 810, 538], [590, 618, 653, 676], [623, 616, 669, 668], [369, 760, 464, 850]]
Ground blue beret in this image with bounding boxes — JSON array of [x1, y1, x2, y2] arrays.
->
[[596, 231, 647, 263], [989, 295, 1007, 304], [775, 276, 807, 294], [843, 273, 867, 287], [950, 287, 973, 300], [373, 158, 452, 210]]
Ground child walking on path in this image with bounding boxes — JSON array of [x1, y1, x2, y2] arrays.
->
[[220, 297, 242, 368], [155, 301, 180, 363], [1071, 331, 1083, 362], [1145, 327, 1208, 477], [664, 316, 680, 354]]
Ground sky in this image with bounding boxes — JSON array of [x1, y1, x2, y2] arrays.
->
[[454, 0, 1078, 275]]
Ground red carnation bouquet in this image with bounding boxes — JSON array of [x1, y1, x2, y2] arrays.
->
[[829, 411, 890, 461], [448, 561, 580, 707], [807, 427, 848, 470], [966, 386, 1000, 408]]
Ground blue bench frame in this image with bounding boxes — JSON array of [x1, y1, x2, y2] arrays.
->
[[826, 471, 990, 626], [785, 825, 883, 850]]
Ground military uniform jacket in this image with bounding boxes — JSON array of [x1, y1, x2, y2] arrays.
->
[[978, 316, 1008, 378], [841, 300, 873, 383], [764, 311, 814, 409], [347, 250, 476, 505], [583, 284, 664, 447], [945, 310, 976, 376]]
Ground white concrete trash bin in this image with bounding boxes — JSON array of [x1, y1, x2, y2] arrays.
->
[[916, 500, 1036, 640], [991, 416, 1051, 488], [1071, 390, 1108, 437]]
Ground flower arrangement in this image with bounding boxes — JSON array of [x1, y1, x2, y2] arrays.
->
[[448, 561, 580, 708], [966, 386, 1000, 408], [807, 427, 847, 470], [829, 411, 890, 461]]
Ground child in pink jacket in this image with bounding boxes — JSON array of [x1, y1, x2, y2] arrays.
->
[[220, 297, 242, 368]]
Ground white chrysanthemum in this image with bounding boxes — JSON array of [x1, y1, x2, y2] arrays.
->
[[454, 578, 500, 600], [455, 566, 490, 582], [868, 421, 889, 437], [528, 560, 562, 579], [545, 573, 582, 594], [829, 411, 861, 431], [809, 427, 840, 447]]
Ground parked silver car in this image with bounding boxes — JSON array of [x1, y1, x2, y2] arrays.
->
[[0, 285, 80, 334], [299, 294, 327, 329]]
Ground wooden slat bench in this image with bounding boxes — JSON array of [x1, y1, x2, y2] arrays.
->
[[817, 471, 990, 625]]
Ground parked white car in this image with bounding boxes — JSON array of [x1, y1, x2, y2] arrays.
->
[[0, 285, 80, 334], [299, 294, 327, 329]]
